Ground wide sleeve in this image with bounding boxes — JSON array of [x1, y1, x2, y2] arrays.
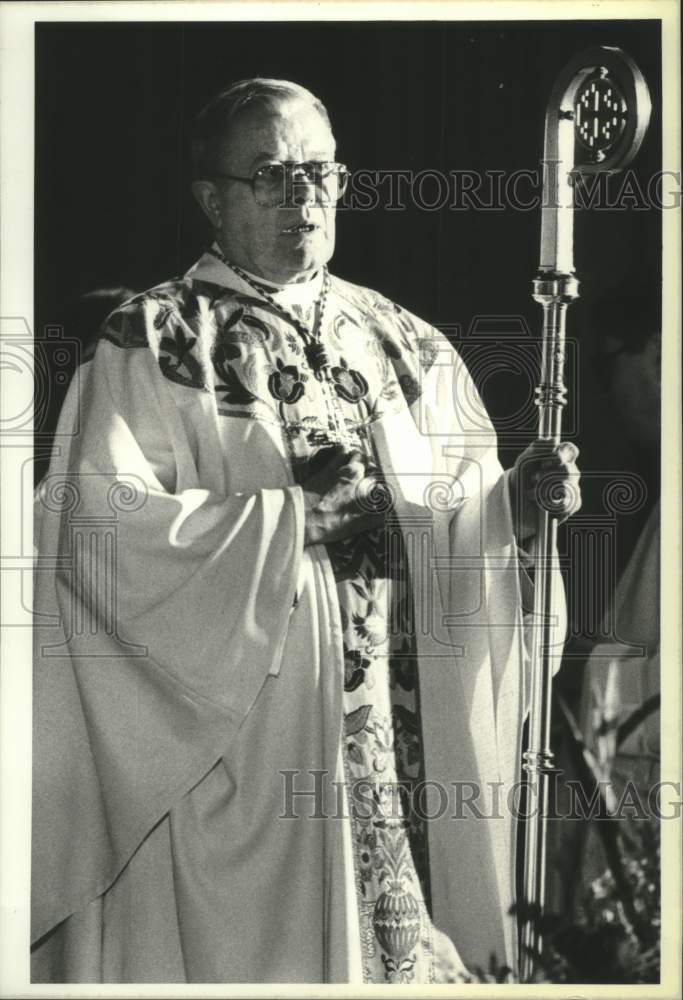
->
[[32, 335, 304, 942], [415, 328, 566, 704]]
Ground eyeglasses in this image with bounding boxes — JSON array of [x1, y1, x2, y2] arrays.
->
[[213, 160, 349, 207]]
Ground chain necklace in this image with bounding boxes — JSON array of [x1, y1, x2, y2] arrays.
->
[[208, 246, 333, 380], [209, 246, 354, 447]]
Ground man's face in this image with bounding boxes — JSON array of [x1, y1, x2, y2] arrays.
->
[[205, 99, 338, 284]]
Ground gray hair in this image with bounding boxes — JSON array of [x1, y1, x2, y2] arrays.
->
[[192, 78, 333, 179]]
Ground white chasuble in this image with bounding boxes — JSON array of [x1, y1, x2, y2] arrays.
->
[[31, 252, 560, 983]]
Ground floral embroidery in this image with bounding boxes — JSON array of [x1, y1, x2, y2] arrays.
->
[[158, 326, 206, 389], [418, 337, 439, 373], [212, 342, 257, 405], [379, 380, 402, 402], [285, 331, 303, 355], [344, 647, 374, 692], [218, 306, 271, 346], [267, 357, 308, 403], [101, 308, 149, 350], [381, 953, 420, 984], [359, 911, 377, 958], [331, 357, 370, 403], [343, 702, 426, 984], [330, 494, 448, 983], [344, 703, 373, 738], [371, 326, 402, 362], [326, 530, 392, 584], [352, 610, 388, 652], [177, 290, 203, 327], [345, 710, 394, 774], [357, 826, 383, 882], [398, 373, 421, 406]]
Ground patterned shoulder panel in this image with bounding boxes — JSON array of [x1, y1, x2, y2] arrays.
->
[[97, 274, 312, 404], [95, 271, 453, 413], [98, 281, 183, 351], [97, 277, 238, 392], [330, 275, 446, 405]]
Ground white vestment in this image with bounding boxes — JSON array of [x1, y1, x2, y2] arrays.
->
[[31, 252, 564, 982]]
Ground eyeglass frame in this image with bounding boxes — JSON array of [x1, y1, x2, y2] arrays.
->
[[211, 160, 350, 206]]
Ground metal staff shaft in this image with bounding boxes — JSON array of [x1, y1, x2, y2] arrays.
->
[[519, 274, 577, 984], [518, 46, 651, 982]]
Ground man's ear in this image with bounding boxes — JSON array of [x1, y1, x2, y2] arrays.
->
[[192, 180, 221, 228]]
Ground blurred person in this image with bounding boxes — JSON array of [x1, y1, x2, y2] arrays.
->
[[579, 290, 661, 868], [547, 286, 660, 915]]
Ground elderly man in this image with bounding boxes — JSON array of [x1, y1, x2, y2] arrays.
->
[[32, 78, 579, 984]]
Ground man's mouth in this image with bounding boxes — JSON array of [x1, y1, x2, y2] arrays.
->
[[282, 222, 317, 234]]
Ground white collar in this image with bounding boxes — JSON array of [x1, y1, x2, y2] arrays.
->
[[186, 247, 325, 308]]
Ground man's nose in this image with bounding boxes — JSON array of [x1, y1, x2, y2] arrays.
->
[[289, 175, 317, 207]]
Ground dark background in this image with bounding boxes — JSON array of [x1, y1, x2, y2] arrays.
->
[[35, 17, 661, 623]]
